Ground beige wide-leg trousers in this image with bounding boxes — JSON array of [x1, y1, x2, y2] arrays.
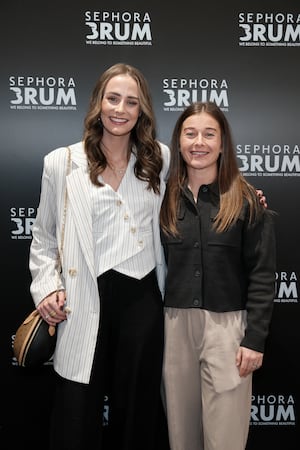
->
[[163, 308, 252, 450]]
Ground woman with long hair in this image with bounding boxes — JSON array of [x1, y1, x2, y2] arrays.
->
[[160, 101, 276, 450], [30, 63, 170, 450]]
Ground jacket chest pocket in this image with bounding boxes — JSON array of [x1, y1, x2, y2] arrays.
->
[[206, 207, 245, 249]]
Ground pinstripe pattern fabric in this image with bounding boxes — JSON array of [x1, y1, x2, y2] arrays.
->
[[93, 150, 162, 278], [29, 141, 170, 384]]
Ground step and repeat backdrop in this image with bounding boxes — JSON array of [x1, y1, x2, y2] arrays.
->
[[1, 0, 299, 448]]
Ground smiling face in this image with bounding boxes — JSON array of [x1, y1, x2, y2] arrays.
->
[[179, 111, 222, 182], [100, 74, 141, 138]]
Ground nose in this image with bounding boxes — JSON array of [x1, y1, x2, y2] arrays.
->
[[195, 132, 204, 145], [115, 100, 125, 114]]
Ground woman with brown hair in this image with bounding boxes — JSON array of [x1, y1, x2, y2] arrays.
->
[[160, 101, 276, 450], [29, 63, 170, 450]]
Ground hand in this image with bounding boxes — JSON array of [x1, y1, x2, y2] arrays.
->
[[256, 189, 267, 208], [37, 290, 68, 325], [236, 346, 263, 377]]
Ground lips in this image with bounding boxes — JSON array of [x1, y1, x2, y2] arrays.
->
[[191, 151, 208, 156], [110, 116, 128, 124]]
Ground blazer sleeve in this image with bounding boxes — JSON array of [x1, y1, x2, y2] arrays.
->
[[240, 208, 277, 352], [29, 148, 68, 305]]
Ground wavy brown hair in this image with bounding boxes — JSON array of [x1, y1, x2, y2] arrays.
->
[[83, 63, 162, 193], [160, 101, 263, 236]]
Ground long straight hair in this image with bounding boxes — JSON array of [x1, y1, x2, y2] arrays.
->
[[160, 101, 262, 236]]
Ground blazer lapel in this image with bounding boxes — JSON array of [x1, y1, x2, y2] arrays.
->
[[67, 167, 95, 280]]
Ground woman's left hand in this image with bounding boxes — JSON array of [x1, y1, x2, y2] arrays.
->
[[236, 346, 263, 377], [256, 189, 267, 208]]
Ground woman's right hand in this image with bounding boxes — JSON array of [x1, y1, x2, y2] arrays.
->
[[37, 290, 68, 325]]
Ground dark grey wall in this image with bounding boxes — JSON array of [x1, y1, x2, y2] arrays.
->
[[1, 1, 299, 448]]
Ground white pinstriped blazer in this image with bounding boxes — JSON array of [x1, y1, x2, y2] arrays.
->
[[29, 141, 170, 384]]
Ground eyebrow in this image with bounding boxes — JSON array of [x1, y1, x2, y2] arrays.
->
[[183, 126, 217, 131], [105, 91, 139, 100]]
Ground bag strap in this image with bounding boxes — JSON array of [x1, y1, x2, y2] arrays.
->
[[56, 146, 71, 291]]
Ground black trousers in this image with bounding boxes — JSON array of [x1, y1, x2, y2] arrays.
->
[[49, 269, 169, 450]]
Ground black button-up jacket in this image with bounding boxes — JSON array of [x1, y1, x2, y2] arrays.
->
[[161, 183, 276, 353]]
